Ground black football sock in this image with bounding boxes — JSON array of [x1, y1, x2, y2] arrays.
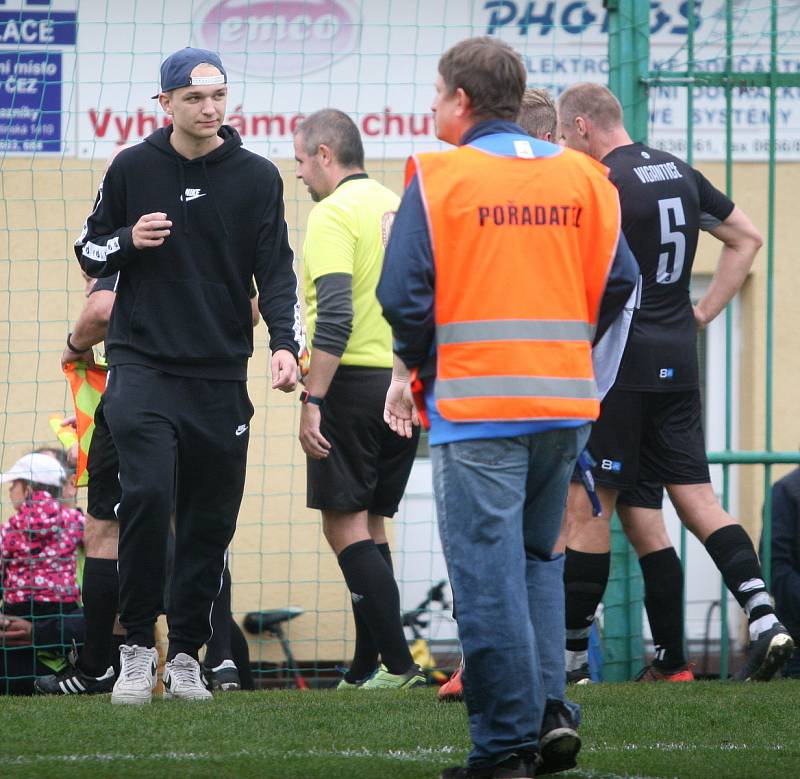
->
[[337, 539, 413, 675], [344, 543, 394, 684], [111, 633, 126, 678], [704, 525, 776, 629], [344, 542, 395, 683], [564, 548, 610, 655], [640, 548, 687, 669], [230, 618, 254, 690], [204, 566, 233, 669], [78, 557, 120, 676]]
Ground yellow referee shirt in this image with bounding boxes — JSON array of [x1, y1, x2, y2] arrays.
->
[[303, 177, 399, 368]]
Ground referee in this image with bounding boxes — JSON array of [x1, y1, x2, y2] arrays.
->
[[293, 109, 423, 689]]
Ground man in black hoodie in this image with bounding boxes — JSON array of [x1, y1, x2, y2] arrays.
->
[[75, 47, 301, 705]]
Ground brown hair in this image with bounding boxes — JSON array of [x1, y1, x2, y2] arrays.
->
[[438, 37, 526, 122], [294, 108, 365, 169], [517, 87, 557, 139], [558, 83, 624, 132]]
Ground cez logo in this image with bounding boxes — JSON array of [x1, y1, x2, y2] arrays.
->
[[659, 368, 675, 379], [194, 0, 362, 79], [600, 459, 622, 473]]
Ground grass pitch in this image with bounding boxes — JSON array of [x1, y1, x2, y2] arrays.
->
[[2, 680, 799, 778]]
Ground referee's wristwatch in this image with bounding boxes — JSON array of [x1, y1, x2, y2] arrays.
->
[[299, 390, 325, 408]]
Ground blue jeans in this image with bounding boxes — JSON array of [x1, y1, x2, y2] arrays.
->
[[432, 424, 590, 766]]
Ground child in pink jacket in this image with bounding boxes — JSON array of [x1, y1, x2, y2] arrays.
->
[[1, 452, 85, 694], [1, 453, 84, 606]]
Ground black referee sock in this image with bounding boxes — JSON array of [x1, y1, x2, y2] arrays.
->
[[639, 548, 686, 669], [231, 618, 254, 690], [705, 525, 776, 625], [78, 557, 120, 677], [564, 548, 610, 653], [344, 544, 394, 684], [345, 542, 394, 683], [337, 539, 413, 676]]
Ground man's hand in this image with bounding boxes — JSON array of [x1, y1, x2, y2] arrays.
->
[[299, 403, 331, 459], [384, 378, 419, 438], [693, 304, 710, 330], [132, 212, 172, 249], [0, 615, 33, 647], [272, 349, 298, 392], [62, 343, 95, 368]]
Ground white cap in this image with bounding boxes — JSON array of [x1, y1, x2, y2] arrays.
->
[[0, 452, 65, 487]]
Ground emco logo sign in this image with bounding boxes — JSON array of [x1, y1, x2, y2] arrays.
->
[[194, 0, 361, 79]]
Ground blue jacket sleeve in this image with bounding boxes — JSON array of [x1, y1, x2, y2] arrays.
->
[[766, 473, 800, 637], [376, 176, 435, 370], [594, 231, 638, 346]]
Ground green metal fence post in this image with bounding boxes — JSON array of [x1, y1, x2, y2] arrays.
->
[[602, 0, 650, 681]]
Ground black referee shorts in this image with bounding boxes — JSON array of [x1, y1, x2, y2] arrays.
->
[[587, 386, 710, 492], [306, 366, 419, 517], [86, 396, 121, 521]]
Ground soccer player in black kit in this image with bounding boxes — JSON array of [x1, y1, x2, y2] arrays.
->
[[557, 82, 794, 683]]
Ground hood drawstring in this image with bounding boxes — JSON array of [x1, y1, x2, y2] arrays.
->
[[143, 125, 239, 239], [201, 159, 230, 239], [178, 161, 189, 235]]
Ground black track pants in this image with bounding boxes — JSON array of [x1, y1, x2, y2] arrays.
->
[[104, 364, 253, 655]]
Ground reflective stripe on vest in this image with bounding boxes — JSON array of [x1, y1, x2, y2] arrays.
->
[[436, 375, 598, 401], [437, 319, 594, 346], [410, 141, 620, 424]]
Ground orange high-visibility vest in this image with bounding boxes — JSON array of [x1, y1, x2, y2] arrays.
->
[[409, 144, 620, 423]]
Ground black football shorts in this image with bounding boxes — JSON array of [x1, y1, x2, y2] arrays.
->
[[586, 386, 710, 492], [306, 366, 419, 517], [86, 396, 121, 520]]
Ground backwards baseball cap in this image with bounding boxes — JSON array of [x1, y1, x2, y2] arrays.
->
[[152, 47, 227, 98], [0, 452, 66, 487]]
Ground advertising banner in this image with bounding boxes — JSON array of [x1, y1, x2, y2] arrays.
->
[[0, 50, 61, 152], [3, 1, 800, 160]]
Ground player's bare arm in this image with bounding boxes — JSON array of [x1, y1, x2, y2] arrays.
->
[[694, 206, 763, 328]]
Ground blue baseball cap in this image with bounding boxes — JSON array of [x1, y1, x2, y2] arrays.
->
[[152, 47, 227, 98]]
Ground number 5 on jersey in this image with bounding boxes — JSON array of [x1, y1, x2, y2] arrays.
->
[[657, 197, 686, 284]]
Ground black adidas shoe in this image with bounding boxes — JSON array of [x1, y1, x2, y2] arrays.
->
[[566, 662, 592, 685], [35, 660, 115, 695], [539, 699, 581, 775], [737, 622, 795, 681], [202, 659, 241, 692]]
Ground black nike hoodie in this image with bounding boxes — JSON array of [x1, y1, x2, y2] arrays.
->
[[75, 125, 301, 380]]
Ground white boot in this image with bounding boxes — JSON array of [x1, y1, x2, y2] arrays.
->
[[111, 645, 158, 705], [163, 653, 213, 701]]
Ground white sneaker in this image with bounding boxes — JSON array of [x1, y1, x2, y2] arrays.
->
[[111, 645, 158, 705], [163, 653, 213, 701]]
